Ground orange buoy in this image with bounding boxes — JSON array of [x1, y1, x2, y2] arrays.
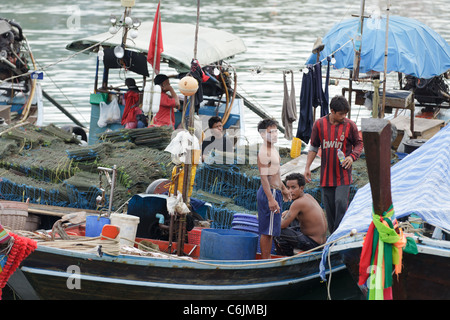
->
[[178, 76, 198, 96]]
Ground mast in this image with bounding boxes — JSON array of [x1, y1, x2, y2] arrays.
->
[[352, 0, 366, 81], [381, 1, 391, 118], [176, 0, 201, 256]]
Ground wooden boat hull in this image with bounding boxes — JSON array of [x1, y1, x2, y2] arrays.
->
[[339, 240, 450, 300], [19, 244, 346, 300]]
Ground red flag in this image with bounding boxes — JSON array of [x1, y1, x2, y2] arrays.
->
[[147, 1, 163, 74]]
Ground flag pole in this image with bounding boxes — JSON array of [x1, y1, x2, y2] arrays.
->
[[149, 1, 161, 121]]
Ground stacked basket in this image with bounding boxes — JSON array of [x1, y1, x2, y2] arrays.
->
[[231, 213, 276, 254], [0, 201, 28, 231]]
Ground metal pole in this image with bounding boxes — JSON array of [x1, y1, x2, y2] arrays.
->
[[381, 1, 391, 118]]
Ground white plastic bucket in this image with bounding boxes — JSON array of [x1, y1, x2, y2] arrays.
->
[[110, 213, 140, 246]]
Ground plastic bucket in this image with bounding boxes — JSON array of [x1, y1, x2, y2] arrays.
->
[[199, 229, 258, 260], [85, 215, 111, 237], [110, 213, 140, 246]]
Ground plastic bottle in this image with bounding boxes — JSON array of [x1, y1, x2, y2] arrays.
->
[[337, 148, 345, 165], [142, 83, 161, 114]]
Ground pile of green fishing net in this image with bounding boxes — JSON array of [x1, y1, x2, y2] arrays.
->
[[0, 123, 373, 229], [0, 124, 174, 211]]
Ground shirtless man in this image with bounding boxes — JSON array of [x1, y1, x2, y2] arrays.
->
[[275, 173, 327, 256], [257, 119, 290, 259]]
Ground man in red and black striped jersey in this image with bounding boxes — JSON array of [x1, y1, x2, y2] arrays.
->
[[304, 95, 363, 234]]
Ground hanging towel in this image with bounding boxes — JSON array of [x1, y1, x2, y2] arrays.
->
[[312, 61, 330, 117], [296, 65, 314, 144], [295, 62, 330, 143], [282, 70, 297, 140]]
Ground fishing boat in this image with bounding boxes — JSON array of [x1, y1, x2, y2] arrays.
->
[[301, 2, 450, 300], [0, 18, 43, 127], [2, 192, 355, 300], [320, 120, 450, 300], [2, 1, 354, 300], [65, 3, 249, 146]]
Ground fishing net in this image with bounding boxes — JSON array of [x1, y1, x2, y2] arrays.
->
[[0, 123, 371, 230], [193, 144, 369, 227], [0, 124, 174, 211]]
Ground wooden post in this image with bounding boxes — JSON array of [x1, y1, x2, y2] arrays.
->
[[348, 70, 353, 118], [361, 118, 392, 215], [381, 1, 391, 118], [168, 165, 181, 254], [176, 0, 201, 256], [352, 0, 366, 81]]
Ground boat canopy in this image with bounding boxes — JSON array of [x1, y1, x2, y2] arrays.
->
[[307, 15, 450, 79], [319, 124, 450, 279], [66, 22, 246, 73]]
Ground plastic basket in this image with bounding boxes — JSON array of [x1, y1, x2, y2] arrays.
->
[[188, 227, 205, 245], [0, 201, 28, 230], [89, 92, 108, 105]]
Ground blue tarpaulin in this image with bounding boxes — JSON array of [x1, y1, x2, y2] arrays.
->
[[319, 124, 450, 279], [307, 15, 450, 79]]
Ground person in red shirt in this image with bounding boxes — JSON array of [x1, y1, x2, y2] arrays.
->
[[304, 95, 363, 234], [152, 74, 180, 129], [121, 78, 142, 129]]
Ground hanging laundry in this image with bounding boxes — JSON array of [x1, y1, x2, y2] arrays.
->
[[281, 70, 297, 140], [189, 59, 205, 113], [296, 65, 314, 144], [295, 60, 330, 143]]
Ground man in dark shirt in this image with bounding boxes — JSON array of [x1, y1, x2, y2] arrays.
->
[[304, 95, 363, 234], [201, 116, 233, 164]]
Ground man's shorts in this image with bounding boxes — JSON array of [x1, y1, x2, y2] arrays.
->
[[257, 186, 283, 237]]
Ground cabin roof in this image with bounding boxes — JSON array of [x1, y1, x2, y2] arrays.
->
[[66, 22, 246, 73]]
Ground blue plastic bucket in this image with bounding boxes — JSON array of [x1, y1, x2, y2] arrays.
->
[[199, 229, 258, 260], [85, 215, 111, 237]]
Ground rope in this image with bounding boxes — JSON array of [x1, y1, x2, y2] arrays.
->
[[22, 228, 359, 268], [36, 235, 120, 256], [111, 230, 360, 269]]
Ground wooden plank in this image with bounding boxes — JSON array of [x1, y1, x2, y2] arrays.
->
[[28, 203, 100, 218], [280, 154, 321, 179], [390, 115, 444, 134]]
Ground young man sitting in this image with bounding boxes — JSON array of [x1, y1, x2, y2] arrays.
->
[[275, 173, 328, 256], [201, 116, 234, 163]]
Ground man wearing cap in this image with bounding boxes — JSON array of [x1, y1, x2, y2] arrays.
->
[[152, 74, 180, 129]]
